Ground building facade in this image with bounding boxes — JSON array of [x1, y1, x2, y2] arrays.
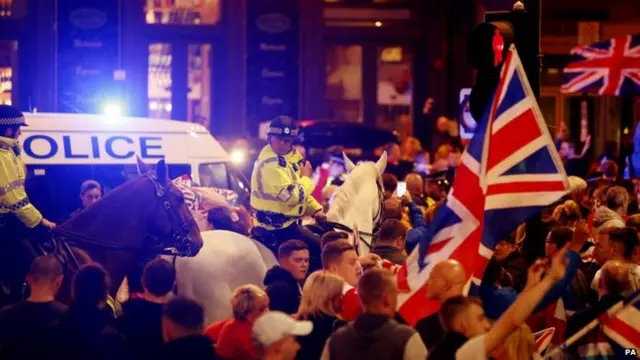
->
[[1, 0, 637, 154]]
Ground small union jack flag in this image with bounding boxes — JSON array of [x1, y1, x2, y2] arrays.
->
[[603, 290, 640, 355], [396, 45, 570, 326], [561, 34, 640, 96]]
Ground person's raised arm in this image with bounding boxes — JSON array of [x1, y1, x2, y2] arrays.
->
[[483, 245, 570, 355]]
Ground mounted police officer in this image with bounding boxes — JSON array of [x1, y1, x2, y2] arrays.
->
[[0, 105, 56, 303], [250, 115, 325, 270]]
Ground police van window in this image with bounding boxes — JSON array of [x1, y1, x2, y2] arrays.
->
[[198, 163, 228, 189]]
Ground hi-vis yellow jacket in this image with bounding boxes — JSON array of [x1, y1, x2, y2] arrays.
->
[[0, 136, 43, 228], [250, 145, 322, 230]]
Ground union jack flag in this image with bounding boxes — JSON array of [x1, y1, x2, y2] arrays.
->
[[396, 45, 570, 325], [561, 34, 640, 96], [602, 290, 640, 354]]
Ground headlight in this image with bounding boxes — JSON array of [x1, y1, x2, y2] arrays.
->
[[230, 149, 246, 165], [102, 102, 123, 117]]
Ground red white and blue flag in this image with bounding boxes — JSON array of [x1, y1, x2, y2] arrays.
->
[[602, 290, 640, 354], [396, 45, 570, 325], [561, 34, 640, 96], [533, 327, 556, 356]]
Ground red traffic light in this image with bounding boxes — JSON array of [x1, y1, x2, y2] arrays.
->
[[467, 21, 514, 72]]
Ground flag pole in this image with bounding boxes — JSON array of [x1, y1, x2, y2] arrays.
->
[[545, 292, 640, 359]]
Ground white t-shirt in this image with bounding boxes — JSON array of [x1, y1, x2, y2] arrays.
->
[[456, 334, 544, 360]]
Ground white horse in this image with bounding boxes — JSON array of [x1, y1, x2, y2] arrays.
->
[[326, 152, 387, 256], [137, 153, 386, 325], [167, 230, 277, 324]]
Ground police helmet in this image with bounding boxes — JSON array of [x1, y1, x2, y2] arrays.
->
[[0, 105, 27, 127], [267, 115, 298, 139]]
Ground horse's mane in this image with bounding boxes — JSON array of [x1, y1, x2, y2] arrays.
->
[[327, 162, 380, 228]]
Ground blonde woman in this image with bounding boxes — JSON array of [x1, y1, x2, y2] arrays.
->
[[205, 284, 269, 360], [295, 271, 347, 360], [552, 199, 582, 228], [491, 324, 541, 360]]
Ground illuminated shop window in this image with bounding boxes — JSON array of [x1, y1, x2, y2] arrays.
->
[[187, 44, 211, 128], [326, 45, 363, 123], [0, 41, 17, 106], [148, 43, 172, 119], [145, 0, 221, 25]]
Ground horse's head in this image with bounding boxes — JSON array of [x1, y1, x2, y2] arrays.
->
[[327, 152, 387, 254], [137, 158, 204, 257]]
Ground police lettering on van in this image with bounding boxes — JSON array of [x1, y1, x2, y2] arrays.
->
[[22, 134, 164, 161]]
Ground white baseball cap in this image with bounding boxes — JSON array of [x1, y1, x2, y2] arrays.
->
[[252, 311, 313, 347]]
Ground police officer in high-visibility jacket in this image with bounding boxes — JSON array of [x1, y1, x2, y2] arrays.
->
[[251, 116, 325, 270], [0, 105, 56, 303]]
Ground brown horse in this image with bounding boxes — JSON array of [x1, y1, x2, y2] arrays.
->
[[50, 158, 203, 303]]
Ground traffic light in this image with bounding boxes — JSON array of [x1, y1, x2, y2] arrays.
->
[[467, 3, 540, 121]]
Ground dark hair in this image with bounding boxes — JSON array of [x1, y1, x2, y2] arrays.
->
[[548, 226, 574, 249], [278, 240, 309, 259], [602, 160, 619, 179], [321, 231, 349, 249], [378, 219, 407, 244], [163, 296, 205, 332], [142, 258, 176, 297], [382, 173, 398, 193], [322, 241, 355, 269], [73, 264, 110, 307], [438, 296, 483, 332], [28, 255, 63, 283], [207, 207, 247, 235], [609, 227, 640, 259]]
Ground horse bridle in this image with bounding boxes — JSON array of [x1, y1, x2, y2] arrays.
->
[[54, 174, 198, 257], [143, 174, 198, 257]]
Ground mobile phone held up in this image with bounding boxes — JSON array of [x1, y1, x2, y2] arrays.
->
[[396, 182, 407, 198]]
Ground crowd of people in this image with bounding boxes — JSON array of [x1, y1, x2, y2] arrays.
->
[[2, 104, 640, 360]]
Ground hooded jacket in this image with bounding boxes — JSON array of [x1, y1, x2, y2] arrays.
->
[[264, 265, 302, 315], [593, 206, 625, 232]]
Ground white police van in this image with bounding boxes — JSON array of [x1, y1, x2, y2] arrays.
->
[[19, 112, 250, 221]]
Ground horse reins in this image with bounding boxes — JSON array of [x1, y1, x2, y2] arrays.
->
[[52, 174, 197, 257]]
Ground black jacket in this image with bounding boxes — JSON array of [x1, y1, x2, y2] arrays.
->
[[414, 312, 444, 351], [264, 266, 302, 315], [296, 313, 346, 360], [54, 304, 129, 360], [162, 335, 218, 360], [117, 299, 165, 360], [427, 331, 469, 360], [371, 245, 407, 265]]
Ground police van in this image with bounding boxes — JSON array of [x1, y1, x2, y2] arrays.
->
[[19, 112, 250, 222]]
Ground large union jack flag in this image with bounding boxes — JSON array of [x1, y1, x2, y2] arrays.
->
[[561, 34, 640, 96], [396, 45, 570, 326]]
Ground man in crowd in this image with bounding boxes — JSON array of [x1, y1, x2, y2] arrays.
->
[[321, 268, 427, 360], [404, 173, 429, 209], [382, 173, 398, 200], [69, 179, 102, 218], [382, 193, 428, 254], [435, 245, 570, 359], [0, 105, 56, 303], [0, 255, 67, 360], [322, 241, 362, 321], [253, 311, 312, 360], [566, 260, 631, 358], [490, 234, 528, 292], [591, 227, 640, 297], [264, 240, 310, 314], [119, 258, 176, 359], [250, 115, 325, 270], [415, 259, 467, 350], [423, 171, 449, 203], [371, 219, 408, 265], [162, 297, 218, 360]]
